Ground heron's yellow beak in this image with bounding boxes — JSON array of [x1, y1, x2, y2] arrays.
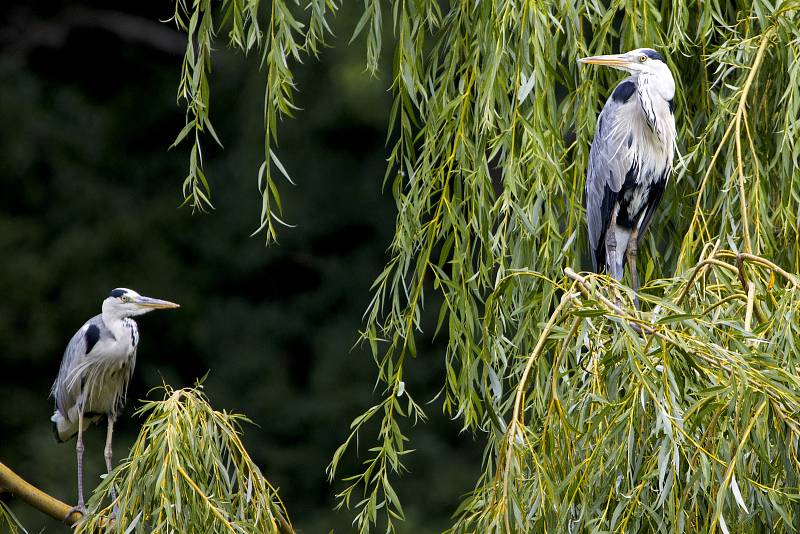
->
[[577, 54, 630, 68], [134, 296, 180, 309]]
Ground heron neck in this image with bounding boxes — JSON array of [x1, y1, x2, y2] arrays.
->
[[637, 69, 674, 101], [102, 310, 136, 340], [636, 76, 675, 143]]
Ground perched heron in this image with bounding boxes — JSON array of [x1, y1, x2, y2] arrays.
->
[[579, 48, 677, 306], [51, 288, 179, 514]]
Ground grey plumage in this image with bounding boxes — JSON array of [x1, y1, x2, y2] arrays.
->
[[51, 315, 138, 442], [50, 287, 178, 515], [579, 48, 677, 301]]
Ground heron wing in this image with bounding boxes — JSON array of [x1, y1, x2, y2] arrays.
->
[[585, 77, 638, 271], [51, 314, 104, 418]]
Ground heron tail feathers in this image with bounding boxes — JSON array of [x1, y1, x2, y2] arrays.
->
[[51, 410, 103, 442], [51, 411, 76, 442]]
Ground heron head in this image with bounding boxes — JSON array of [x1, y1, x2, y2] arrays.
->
[[103, 288, 180, 318], [578, 48, 674, 98], [578, 48, 670, 73]]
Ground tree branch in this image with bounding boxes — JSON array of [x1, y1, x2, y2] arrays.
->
[[0, 459, 294, 533], [0, 462, 294, 534], [0, 461, 82, 525], [2, 8, 186, 58]]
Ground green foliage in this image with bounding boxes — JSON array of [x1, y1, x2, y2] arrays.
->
[[172, 0, 800, 531], [451, 257, 800, 532], [171, 0, 338, 242], [77, 384, 291, 533]]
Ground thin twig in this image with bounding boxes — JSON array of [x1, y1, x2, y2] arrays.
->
[[738, 252, 800, 288], [681, 28, 774, 263], [681, 119, 737, 262], [734, 29, 774, 254], [509, 285, 577, 427], [676, 258, 738, 305], [564, 269, 647, 329]]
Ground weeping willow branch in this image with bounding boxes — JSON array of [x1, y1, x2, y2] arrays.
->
[[0, 461, 82, 526], [75, 385, 293, 534], [453, 254, 800, 531], [501, 286, 576, 531], [709, 399, 767, 534], [677, 16, 792, 267], [737, 252, 800, 288], [734, 28, 774, 254], [170, 0, 337, 242], [510, 284, 579, 428]]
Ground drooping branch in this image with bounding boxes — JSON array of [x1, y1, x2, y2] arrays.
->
[[0, 461, 82, 525]]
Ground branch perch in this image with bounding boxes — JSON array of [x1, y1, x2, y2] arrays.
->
[[0, 459, 294, 533], [0, 461, 82, 525]]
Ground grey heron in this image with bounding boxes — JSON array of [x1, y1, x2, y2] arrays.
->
[[51, 288, 179, 515], [578, 48, 677, 306]]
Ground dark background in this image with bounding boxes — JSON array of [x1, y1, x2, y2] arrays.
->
[[0, 3, 480, 532]]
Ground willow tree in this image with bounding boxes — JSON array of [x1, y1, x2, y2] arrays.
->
[[172, 0, 800, 532]]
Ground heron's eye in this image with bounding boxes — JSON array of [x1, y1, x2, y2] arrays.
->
[[121, 295, 131, 303], [639, 55, 648, 63]]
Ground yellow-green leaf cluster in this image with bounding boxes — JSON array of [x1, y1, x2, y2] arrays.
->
[[77, 384, 291, 534]]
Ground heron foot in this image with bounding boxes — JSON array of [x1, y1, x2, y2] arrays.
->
[[64, 503, 87, 522]]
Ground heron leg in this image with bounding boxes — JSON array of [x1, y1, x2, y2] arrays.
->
[[605, 225, 620, 280], [65, 410, 87, 520], [105, 416, 119, 517], [605, 209, 630, 282], [76, 410, 86, 508], [605, 212, 626, 307], [626, 227, 641, 310]]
